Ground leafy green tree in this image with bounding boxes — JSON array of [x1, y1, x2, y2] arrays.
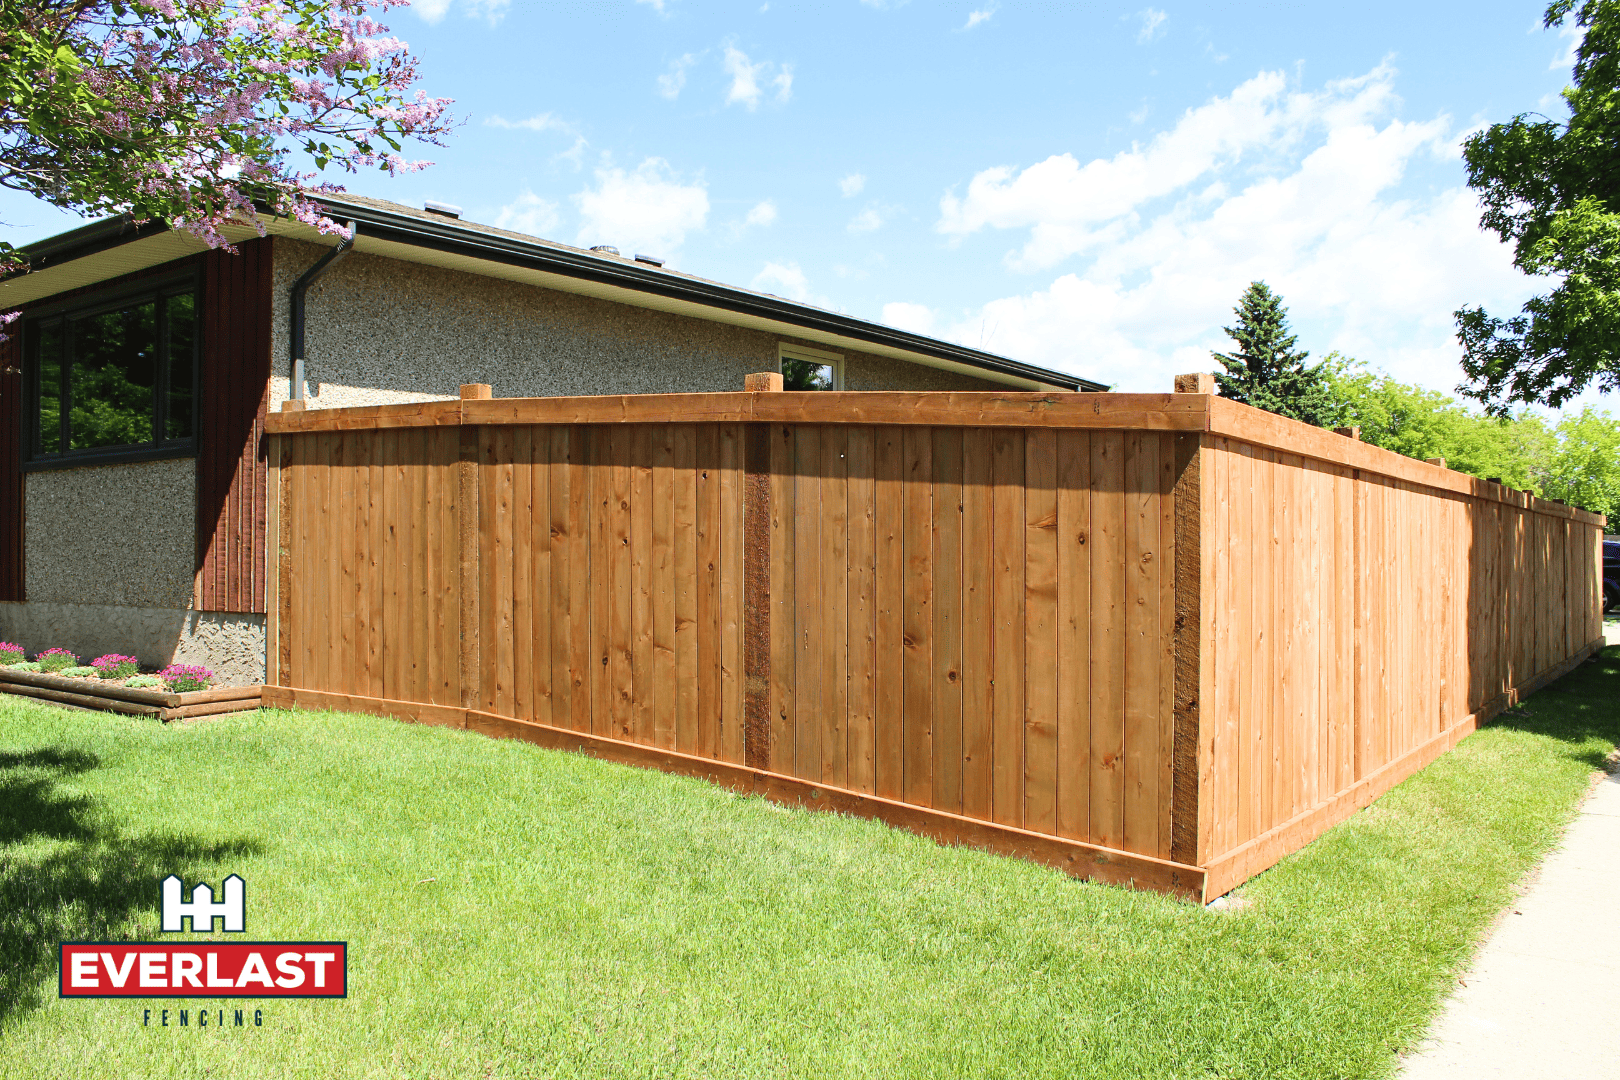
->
[[1328, 357, 1620, 521], [1540, 406, 1620, 522], [1454, 0, 1620, 411], [1212, 281, 1342, 427]]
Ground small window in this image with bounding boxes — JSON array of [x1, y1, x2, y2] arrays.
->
[[25, 277, 198, 468], [779, 343, 843, 390]]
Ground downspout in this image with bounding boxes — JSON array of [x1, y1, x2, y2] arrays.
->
[[288, 222, 358, 400]]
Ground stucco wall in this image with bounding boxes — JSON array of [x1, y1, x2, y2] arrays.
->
[[0, 602, 264, 685], [26, 457, 196, 609], [270, 238, 1004, 407]]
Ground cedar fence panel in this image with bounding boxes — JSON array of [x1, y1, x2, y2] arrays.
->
[[265, 387, 1606, 902]]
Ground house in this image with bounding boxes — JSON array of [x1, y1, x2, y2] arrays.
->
[[0, 193, 1101, 683]]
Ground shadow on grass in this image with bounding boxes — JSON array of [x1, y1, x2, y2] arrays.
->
[[1489, 646, 1620, 772], [0, 745, 263, 1028]]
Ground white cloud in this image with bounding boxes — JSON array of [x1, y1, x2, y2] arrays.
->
[[637, 0, 670, 13], [839, 172, 866, 197], [1135, 8, 1167, 44], [574, 158, 708, 258], [413, 0, 509, 26], [918, 63, 1544, 397], [752, 261, 812, 302], [1551, 17, 1584, 71], [962, 7, 996, 31], [745, 200, 778, 227], [848, 207, 885, 233], [658, 53, 699, 100], [493, 190, 560, 237], [484, 113, 573, 133], [723, 45, 793, 109], [938, 65, 1406, 271], [881, 302, 936, 335]]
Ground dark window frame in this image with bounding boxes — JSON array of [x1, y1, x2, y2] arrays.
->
[[21, 269, 201, 472]]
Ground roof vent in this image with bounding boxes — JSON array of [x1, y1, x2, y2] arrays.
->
[[424, 201, 462, 219], [590, 245, 621, 256], [634, 253, 665, 267]]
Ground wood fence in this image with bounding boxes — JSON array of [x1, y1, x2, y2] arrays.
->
[[262, 382, 1606, 901]]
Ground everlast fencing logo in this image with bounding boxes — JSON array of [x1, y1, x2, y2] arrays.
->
[[59, 876, 348, 1000]]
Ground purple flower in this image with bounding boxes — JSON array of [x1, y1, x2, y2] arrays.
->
[[92, 654, 141, 680], [36, 648, 80, 673], [160, 664, 214, 692]]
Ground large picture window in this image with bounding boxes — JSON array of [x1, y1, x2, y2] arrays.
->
[[26, 276, 198, 467]]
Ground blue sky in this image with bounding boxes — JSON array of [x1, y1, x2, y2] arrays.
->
[[3, 0, 1612, 409]]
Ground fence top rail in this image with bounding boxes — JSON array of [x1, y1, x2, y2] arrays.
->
[[263, 389, 1606, 527]]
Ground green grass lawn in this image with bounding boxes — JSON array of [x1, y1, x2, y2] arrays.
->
[[1, 650, 1616, 1080]]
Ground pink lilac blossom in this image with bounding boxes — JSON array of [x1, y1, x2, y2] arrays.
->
[[1, 0, 454, 334]]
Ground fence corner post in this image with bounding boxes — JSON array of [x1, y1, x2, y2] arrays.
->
[[744, 372, 783, 393], [1334, 426, 1361, 441], [460, 383, 493, 400], [458, 408, 483, 710], [1173, 372, 1215, 395], [1171, 429, 1205, 868]]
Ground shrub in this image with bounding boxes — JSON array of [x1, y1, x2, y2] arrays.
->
[[160, 664, 213, 692], [125, 674, 165, 689], [92, 654, 140, 680], [0, 642, 24, 666], [10, 661, 41, 672], [58, 666, 98, 678], [36, 648, 80, 673]]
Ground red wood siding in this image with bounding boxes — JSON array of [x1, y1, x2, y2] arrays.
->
[[197, 237, 274, 613], [0, 329, 22, 601]]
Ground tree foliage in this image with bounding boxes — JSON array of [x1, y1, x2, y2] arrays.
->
[[1455, 0, 1620, 411], [1328, 357, 1620, 523], [1211, 281, 1343, 427], [0, 0, 453, 269]]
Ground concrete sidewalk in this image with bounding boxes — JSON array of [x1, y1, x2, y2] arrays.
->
[[1399, 643, 1620, 1079]]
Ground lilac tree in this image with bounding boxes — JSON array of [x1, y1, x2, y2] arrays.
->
[[0, 0, 453, 275]]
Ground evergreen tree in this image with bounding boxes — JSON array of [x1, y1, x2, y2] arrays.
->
[[1211, 281, 1342, 427]]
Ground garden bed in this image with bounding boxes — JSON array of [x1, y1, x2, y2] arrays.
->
[[0, 666, 262, 720]]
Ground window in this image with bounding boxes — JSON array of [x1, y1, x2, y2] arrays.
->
[[779, 343, 843, 391], [26, 275, 198, 467]]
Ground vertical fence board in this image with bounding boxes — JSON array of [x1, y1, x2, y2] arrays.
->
[[961, 427, 995, 823], [873, 427, 906, 801], [846, 427, 878, 793], [1023, 428, 1059, 835], [821, 425, 850, 788], [991, 428, 1026, 828], [902, 427, 935, 807], [1056, 430, 1092, 842], [794, 425, 824, 780], [931, 428, 964, 816]]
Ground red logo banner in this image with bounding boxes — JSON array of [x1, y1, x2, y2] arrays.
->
[[60, 942, 348, 998]]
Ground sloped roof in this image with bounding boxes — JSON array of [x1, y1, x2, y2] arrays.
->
[[2, 194, 1105, 392]]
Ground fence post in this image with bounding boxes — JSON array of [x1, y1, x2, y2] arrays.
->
[[1334, 426, 1361, 440], [1173, 372, 1215, 395], [742, 373, 779, 768], [458, 384, 488, 709]]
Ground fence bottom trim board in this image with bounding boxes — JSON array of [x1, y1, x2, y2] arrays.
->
[[259, 685, 1208, 901], [1199, 636, 1607, 900]]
